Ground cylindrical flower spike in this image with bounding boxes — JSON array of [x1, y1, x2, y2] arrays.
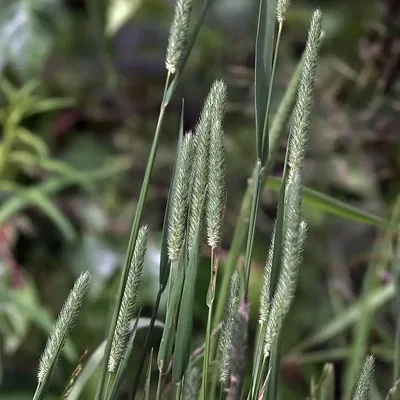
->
[[288, 9, 322, 173], [108, 226, 148, 372], [218, 272, 240, 385], [352, 356, 375, 400], [188, 80, 227, 256], [167, 133, 195, 261], [38, 271, 91, 383], [165, 0, 193, 74]]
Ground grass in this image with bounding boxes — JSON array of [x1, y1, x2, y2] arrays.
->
[[1, 0, 398, 399]]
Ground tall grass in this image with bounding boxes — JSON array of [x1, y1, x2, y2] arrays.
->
[[29, 0, 400, 399]]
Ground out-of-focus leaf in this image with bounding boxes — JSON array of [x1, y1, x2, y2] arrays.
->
[[267, 176, 386, 227], [106, 0, 143, 35], [0, 0, 66, 78], [16, 128, 48, 158], [0, 159, 131, 237], [386, 380, 400, 400], [0, 395, 58, 400], [0, 283, 78, 362], [24, 190, 76, 241], [290, 283, 394, 354]]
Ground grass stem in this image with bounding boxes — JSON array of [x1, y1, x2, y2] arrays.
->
[[201, 248, 218, 399]]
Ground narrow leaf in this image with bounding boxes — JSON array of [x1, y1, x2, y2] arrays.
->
[[266, 176, 387, 227], [290, 283, 394, 354], [172, 222, 202, 382], [143, 348, 154, 400], [254, 0, 276, 159]]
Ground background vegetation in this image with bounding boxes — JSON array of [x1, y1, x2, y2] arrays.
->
[[0, 0, 399, 398]]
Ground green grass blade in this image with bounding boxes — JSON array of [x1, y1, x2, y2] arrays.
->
[[254, 0, 276, 160], [143, 348, 154, 400], [244, 161, 263, 294], [392, 234, 400, 385], [130, 290, 163, 397], [289, 283, 395, 354], [266, 176, 387, 227], [67, 341, 106, 400], [172, 224, 202, 383], [316, 364, 335, 400], [266, 334, 281, 400], [157, 253, 186, 373]]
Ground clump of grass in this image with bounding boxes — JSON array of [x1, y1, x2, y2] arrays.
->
[[29, 0, 397, 399]]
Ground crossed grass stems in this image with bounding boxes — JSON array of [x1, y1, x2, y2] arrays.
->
[[32, 0, 392, 399]]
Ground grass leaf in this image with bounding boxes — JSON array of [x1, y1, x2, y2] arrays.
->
[[289, 283, 394, 354], [267, 176, 387, 227], [172, 222, 202, 382], [254, 0, 276, 160]]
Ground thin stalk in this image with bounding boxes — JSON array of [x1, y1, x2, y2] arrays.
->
[[244, 161, 264, 297], [250, 322, 267, 399], [201, 248, 218, 399], [104, 373, 112, 399], [156, 369, 163, 400], [95, 72, 172, 400], [212, 178, 253, 327], [393, 235, 400, 385], [130, 287, 163, 399], [260, 21, 283, 165], [266, 333, 281, 400], [394, 299, 400, 386], [251, 356, 267, 400], [175, 381, 182, 400], [250, 18, 285, 377]]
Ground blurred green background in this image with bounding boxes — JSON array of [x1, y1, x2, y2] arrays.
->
[[0, 0, 399, 398]]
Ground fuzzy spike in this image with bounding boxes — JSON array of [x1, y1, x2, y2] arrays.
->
[[276, 0, 291, 23], [38, 271, 91, 382], [259, 223, 276, 323], [287, 9, 322, 173], [352, 356, 375, 400], [165, 0, 193, 74], [187, 80, 227, 256], [108, 226, 148, 372], [218, 272, 240, 385], [168, 133, 195, 261]]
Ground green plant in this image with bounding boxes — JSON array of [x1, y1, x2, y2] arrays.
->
[[27, 0, 400, 399]]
